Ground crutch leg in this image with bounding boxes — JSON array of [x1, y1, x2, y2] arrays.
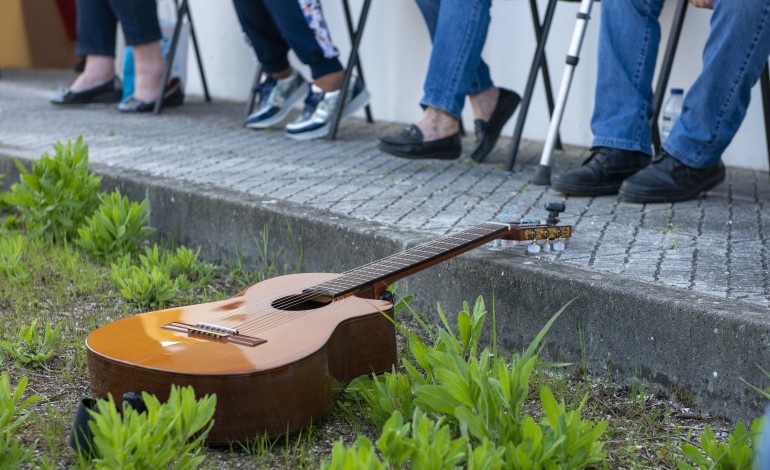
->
[[533, 0, 595, 185]]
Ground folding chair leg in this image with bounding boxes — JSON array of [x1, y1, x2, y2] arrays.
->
[[651, 0, 688, 152], [154, 0, 187, 114], [341, 0, 373, 124], [186, 4, 210, 103], [328, 0, 372, 140], [244, 64, 263, 124], [534, 0, 595, 185], [528, 0, 562, 152], [506, 0, 559, 171], [761, 62, 770, 177]]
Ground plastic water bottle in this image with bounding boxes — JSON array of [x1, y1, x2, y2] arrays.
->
[[660, 88, 684, 142]]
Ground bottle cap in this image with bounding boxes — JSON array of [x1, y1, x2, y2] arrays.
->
[[671, 88, 684, 95]]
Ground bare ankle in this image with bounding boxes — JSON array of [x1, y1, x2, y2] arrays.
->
[[416, 107, 459, 141], [469, 86, 499, 122]]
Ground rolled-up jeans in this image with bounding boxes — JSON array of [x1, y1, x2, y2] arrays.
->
[[591, 0, 770, 168], [414, 0, 495, 120], [76, 0, 162, 57]]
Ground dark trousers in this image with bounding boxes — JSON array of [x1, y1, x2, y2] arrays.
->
[[232, 0, 342, 79], [76, 0, 161, 57]]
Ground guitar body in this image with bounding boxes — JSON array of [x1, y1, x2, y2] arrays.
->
[[86, 273, 397, 444]]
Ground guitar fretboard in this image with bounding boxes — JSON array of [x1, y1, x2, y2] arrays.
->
[[306, 222, 510, 299]]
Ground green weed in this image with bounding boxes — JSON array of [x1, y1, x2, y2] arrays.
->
[[0, 373, 42, 468], [0, 233, 28, 283], [0, 319, 63, 367]]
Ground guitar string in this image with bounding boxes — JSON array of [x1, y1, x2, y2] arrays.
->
[[228, 225, 508, 335], [188, 223, 511, 335]]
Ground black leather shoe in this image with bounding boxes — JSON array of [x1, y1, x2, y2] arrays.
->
[[50, 78, 122, 105], [619, 151, 726, 203], [551, 146, 650, 196], [470, 88, 521, 162], [378, 124, 462, 160], [118, 78, 185, 113]]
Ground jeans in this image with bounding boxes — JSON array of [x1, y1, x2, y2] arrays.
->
[[232, 0, 342, 79], [591, 0, 770, 168], [415, 0, 494, 119], [76, 0, 161, 57]]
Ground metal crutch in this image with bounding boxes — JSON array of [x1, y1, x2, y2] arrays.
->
[[532, 0, 595, 185]]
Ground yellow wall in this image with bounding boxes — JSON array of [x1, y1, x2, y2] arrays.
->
[[0, 0, 31, 67]]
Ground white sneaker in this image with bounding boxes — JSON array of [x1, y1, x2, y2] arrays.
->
[[284, 77, 370, 140]]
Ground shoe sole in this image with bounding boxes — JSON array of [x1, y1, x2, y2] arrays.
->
[[51, 89, 123, 105], [377, 141, 461, 160], [246, 82, 310, 129], [619, 168, 726, 203], [550, 179, 621, 196], [285, 88, 370, 141]]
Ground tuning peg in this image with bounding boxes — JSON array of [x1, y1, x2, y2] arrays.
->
[[542, 242, 551, 253], [553, 240, 566, 251], [527, 243, 541, 254], [501, 239, 515, 248]]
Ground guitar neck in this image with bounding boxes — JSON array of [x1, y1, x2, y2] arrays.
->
[[307, 222, 512, 299]]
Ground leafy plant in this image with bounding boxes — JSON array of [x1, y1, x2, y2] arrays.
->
[[111, 255, 178, 310], [0, 373, 41, 468], [76, 189, 154, 260], [4, 137, 101, 242], [78, 385, 216, 469], [0, 233, 28, 282], [164, 245, 213, 289], [0, 319, 63, 367], [1, 215, 21, 231], [678, 419, 762, 469], [349, 297, 606, 468]]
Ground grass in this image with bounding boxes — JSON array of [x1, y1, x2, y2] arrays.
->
[[0, 225, 738, 468]]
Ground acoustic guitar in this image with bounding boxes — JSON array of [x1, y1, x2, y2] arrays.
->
[[86, 203, 572, 444]]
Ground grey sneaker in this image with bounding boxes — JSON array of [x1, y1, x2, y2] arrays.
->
[[245, 70, 309, 129], [284, 77, 370, 140]]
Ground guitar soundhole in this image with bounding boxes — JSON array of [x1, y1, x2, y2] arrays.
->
[[271, 294, 332, 311]]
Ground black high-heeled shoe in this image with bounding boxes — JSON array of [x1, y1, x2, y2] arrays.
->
[[51, 78, 122, 105], [118, 77, 185, 113]]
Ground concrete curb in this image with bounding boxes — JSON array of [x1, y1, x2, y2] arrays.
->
[[2, 151, 769, 423]]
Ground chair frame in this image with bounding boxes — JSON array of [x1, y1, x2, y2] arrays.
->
[[154, 0, 211, 114]]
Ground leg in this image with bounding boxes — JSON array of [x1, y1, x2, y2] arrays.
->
[[232, 0, 293, 76], [108, 0, 164, 102], [551, 0, 664, 196], [590, 0, 666, 156], [619, 0, 770, 203], [72, 0, 119, 89], [261, 0, 343, 82], [664, 0, 770, 168]]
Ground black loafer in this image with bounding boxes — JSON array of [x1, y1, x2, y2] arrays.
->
[[551, 146, 650, 196], [118, 77, 185, 113], [51, 78, 122, 105], [471, 88, 521, 162], [378, 124, 462, 160], [619, 151, 726, 203]]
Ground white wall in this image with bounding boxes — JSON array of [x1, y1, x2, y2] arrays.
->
[[181, 0, 768, 171]]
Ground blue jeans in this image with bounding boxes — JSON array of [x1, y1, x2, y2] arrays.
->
[[232, 0, 342, 79], [76, 0, 161, 57], [591, 0, 770, 168], [415, 0, 494, 119]]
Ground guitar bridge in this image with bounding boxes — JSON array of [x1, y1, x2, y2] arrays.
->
[[162, 322, 266, 347]]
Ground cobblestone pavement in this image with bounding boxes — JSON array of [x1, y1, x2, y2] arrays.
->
[[2, 69, 769, 310]]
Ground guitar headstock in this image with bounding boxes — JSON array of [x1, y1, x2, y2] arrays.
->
[[489, 202, 573, 253]]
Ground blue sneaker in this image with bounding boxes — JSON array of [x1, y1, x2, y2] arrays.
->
[[245, 71, 309, 129], [284, 77, 370, 140]]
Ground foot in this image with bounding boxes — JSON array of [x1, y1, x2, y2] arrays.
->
[[117, 77, 184, 113], [470, 87, 521, 162], [284, 77, 370, 140], [378, 124, 461, 160], [551, 146, 650, 196], [246, 70, 310, 129], [619, 151, 726, 203], [415, 107, 459, 142], [51, 77, 122, 105]]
